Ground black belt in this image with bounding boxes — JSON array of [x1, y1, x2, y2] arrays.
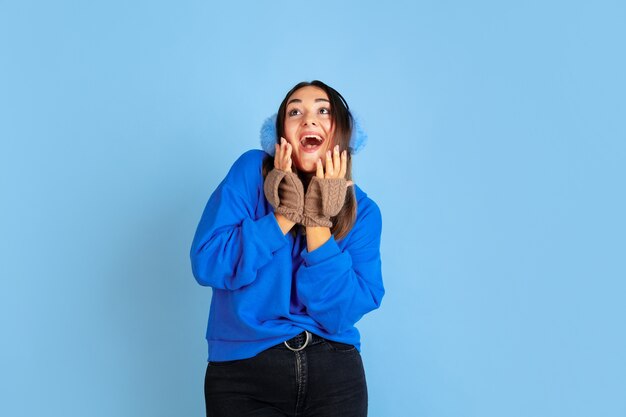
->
[[281, 330, 324, 352]]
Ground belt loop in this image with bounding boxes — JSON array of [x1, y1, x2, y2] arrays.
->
[[284, 331, 311, 352]]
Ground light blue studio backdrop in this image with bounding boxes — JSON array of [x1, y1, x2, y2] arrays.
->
[[1, 1, 624, 416]]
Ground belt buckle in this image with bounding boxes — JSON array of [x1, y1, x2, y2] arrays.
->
[[284, 331, 311, 352]]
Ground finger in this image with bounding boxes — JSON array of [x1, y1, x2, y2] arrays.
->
[[286, 156, 292, 173], [280, 137, 287, 152], [280, 143, 289, 167], [338, 150, 348, 178], [316, 158, 324, 178], [282, 148, 290, 171], [274, 144, 280, 168], [333, 145, 341, 176], [286, 142, 295, 172], [280, 138, 288, 170], [325, 149, 334, 178]]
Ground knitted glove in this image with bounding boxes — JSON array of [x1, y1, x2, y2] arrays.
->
[[264, 168, 305, 224], [301, 177, 348, 228]]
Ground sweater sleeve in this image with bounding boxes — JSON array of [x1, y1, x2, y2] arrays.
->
[[295, 200, 385, 334], [190, 151, 289, 290]]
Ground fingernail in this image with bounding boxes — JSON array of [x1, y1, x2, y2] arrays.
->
[[335, 145, 339, 151]]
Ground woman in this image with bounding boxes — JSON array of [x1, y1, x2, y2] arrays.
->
[[190, 80, 384, 417]]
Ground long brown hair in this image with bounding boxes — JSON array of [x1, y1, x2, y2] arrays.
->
[[262, 80, 357, 240]]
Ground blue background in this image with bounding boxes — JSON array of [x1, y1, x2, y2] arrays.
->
[[1, 1, 624, 416]]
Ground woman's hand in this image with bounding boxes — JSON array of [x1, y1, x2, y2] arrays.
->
[[315, 145, 354, 186], [264, 137, 304, 230], [275, 137, 293, 172], [302, 145, 354, 228]]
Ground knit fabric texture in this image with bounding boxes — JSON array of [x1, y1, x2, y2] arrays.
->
[[263, 168, 305, 224], [302, 177, 349, 228]]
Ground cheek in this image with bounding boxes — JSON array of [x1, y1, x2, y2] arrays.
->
[[324, 118, 334, 132], [283, 127, 299, 151], [283, 122, 297, 140], [325, 123, 336, 146]]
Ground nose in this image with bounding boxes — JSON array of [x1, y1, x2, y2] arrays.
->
[[303, 112, 318, 126]]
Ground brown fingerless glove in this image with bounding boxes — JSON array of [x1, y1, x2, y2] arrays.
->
[[264, 168, 305, 224], [301, 177, 348, 228]]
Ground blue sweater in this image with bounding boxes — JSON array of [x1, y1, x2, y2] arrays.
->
[[190, 149, 384, 361]]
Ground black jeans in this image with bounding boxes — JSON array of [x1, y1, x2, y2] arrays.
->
[[204, 332, 368, 417]]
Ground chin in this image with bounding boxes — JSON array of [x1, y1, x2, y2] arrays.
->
[[295, 151, 325, 173], [296, 164, 316, 173], [294, 160, 317, 173]]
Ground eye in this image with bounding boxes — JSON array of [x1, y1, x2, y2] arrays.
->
[[288, 108, 301, 117], [319, 107, 331, 115]]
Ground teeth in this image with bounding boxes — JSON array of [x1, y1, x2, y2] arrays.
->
[[300, 135, 323, 144], [299, 133, 323, 152]]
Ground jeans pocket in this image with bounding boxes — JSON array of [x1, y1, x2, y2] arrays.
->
[[323, 339, 357, 353]]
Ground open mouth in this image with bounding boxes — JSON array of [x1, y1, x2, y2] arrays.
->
[[299, 135, 324, 152]]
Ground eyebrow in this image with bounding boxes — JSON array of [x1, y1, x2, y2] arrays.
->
[[287, 98, 330, 105]]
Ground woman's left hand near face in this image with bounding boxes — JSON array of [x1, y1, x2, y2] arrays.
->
[[315, 145, 354, 187], [301, 145, 354, 228]]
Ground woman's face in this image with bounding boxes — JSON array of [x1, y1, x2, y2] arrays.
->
[[283, 86, 336, 173]]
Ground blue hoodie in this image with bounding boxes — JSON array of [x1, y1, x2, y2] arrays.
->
[[190, 149, 384, 361]]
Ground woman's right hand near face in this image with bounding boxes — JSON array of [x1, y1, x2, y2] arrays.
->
[[275, 137, 293, 172], [264, 137, 305, 226]]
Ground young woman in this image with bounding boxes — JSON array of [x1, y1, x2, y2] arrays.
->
[[190, 80, 384, 417]]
